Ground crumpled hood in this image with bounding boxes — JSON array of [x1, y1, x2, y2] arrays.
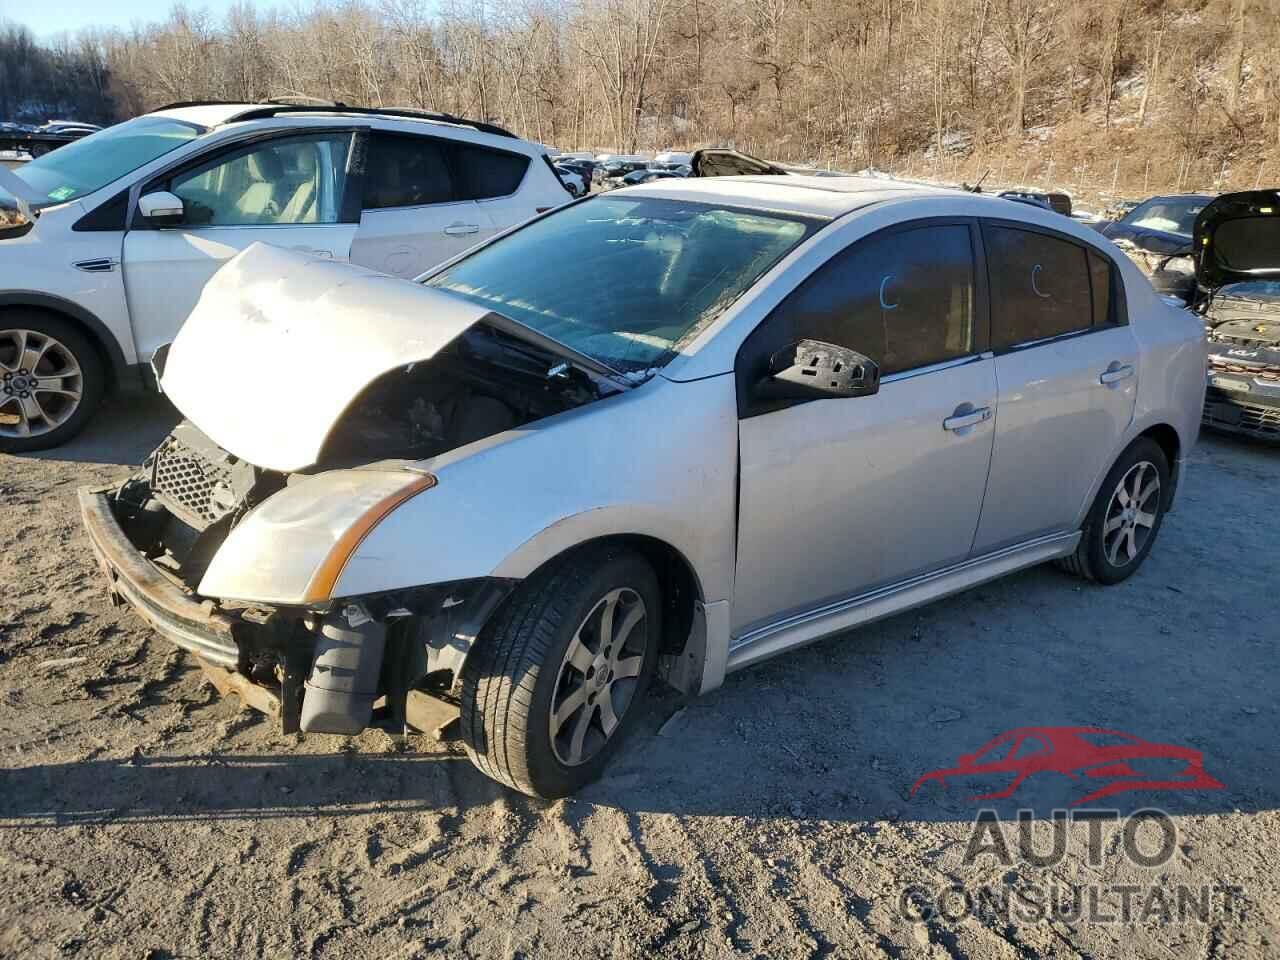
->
[[161, 243, 496, 472]]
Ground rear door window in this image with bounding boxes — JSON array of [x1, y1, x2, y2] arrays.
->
[[985, 225, 1094, 349], [364, 132, 456, 209]]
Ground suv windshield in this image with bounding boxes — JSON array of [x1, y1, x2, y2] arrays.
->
[[426, 196, 821, 372], [12, 116, 205, 206], [1124, 197, 1207, 238]]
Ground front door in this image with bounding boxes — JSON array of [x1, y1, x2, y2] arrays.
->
[[732, 221, 997, 633], [972, 223, 1139, 552], [122, 131, 359, 360]]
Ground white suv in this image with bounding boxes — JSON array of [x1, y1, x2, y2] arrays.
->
[[0, 102, 570, 450]]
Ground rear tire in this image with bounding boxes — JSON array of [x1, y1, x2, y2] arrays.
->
[[460, 545, 661, 798], [1057, 438, 1169, 585], [0, 312, 105, 453]]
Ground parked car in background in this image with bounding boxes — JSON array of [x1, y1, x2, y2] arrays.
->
[[599, 158, 650, 188], [1093, 194, 1212, 254], [651, 151, 692, 171], [1103, 199, 1141, 221], [79, 174, 1204, 799], [619, 169, 685, 187], [39, 120, 103, 138], [554, 158, 596, 194], [1090, 193, 1213, 285], [1193, 191, 1280, 441], [997, 189, 1072, 216], [0, 101, 569, 451], [0, 120, 101, 158], [554, 165, 586, 197]]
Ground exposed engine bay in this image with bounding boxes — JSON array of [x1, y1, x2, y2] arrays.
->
[[110, 323, 611, 591]]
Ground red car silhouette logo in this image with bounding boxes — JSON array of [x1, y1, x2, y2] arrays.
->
[[910, 726, 1225, 806]]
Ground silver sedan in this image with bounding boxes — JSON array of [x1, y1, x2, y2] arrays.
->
[[81, 175, 1207, 798]]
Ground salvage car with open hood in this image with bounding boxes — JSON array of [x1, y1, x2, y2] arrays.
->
[[81, 176, 1206, 798], [1192, 190, 1280, 440]]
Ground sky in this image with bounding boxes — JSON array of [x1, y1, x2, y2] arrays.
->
[[0, 0, 265, 39]]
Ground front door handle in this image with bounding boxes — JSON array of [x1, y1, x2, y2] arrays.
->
[[444, 222, 480, 236], [943, 407, 992, 432], [1099, 363, 1135, 385], [291, 246, 333, 258]]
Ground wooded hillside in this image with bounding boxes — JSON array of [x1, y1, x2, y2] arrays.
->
[[3, 0, 1278, 203]]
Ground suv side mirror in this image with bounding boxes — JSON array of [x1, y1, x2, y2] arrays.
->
[[756, 338, 880, 402], [138, 191, 186, 227]]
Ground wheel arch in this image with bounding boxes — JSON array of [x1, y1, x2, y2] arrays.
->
[[1135, 422, 1181, 509], [517, 534, 705, 660], [0, 292, 131, 390]]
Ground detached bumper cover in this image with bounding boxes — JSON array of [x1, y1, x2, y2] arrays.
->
[[78, 485, 241, 668]]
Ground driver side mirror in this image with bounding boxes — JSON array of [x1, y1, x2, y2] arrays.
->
[[138, 190, 186, 227], [756, 338, 880, 403]]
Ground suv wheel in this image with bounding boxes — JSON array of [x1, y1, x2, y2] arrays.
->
[[1058, 437, 1169, 585], [0, 313, 105, 453], [460, 545, 661, 798]]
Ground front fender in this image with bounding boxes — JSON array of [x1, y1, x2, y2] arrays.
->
[[334, 374, 739, 603], [198, 374, 740, 612]]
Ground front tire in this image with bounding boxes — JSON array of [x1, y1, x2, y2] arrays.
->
[[460, 545, 661, 798], [0, 313, 105, 453], [1058, 438, 1169, 585]]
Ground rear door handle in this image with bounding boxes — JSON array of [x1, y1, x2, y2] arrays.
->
[[1099, 363, 1135, 385], [444, 222, 480, 236], [943, 407, 992, 431]]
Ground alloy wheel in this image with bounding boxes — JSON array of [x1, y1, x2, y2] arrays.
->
[[0, 329, 84, 439], [1101, 460, 1161, 568], [549, 587, 648, 766]]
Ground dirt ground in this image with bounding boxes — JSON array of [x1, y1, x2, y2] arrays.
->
[[1, 395, 1277, 960]]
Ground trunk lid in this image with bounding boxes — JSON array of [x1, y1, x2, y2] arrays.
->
[[161, 243, 501, 472], [690, 148, 788, 178], [1193, 190, 1280, 290]]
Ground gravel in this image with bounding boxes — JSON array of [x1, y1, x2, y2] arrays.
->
[[1, 394, 1276, 958]]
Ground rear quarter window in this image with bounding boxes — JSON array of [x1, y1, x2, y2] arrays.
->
[[452, 144, 529, 200]]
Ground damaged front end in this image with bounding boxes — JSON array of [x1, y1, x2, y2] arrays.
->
[[80, 465, 516, 737], [79, 243, 623, 736]]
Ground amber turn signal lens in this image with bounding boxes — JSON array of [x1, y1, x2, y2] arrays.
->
[[302, 473, 437, 604]]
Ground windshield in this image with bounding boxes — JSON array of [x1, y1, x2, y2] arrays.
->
[[426, 196, 821, 372], [12, 116, 205, 206], [1123, 197, 1207, 238]]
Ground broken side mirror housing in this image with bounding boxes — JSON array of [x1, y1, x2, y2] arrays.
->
[[138, 190, 186, 227], [756, 338, 880, 403]]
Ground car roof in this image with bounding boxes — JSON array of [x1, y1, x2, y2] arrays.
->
[[619, 174, 953, 218]]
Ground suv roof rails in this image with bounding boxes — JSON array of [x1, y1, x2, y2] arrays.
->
[[149, 100, 518, 140], [227, 104, 517, 139], [153, 100, 254, 111]]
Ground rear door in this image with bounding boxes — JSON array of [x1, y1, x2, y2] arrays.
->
[[972, 222, 1138, 552], [122, 130, 359, 360], [350, 130, 533, 278]]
